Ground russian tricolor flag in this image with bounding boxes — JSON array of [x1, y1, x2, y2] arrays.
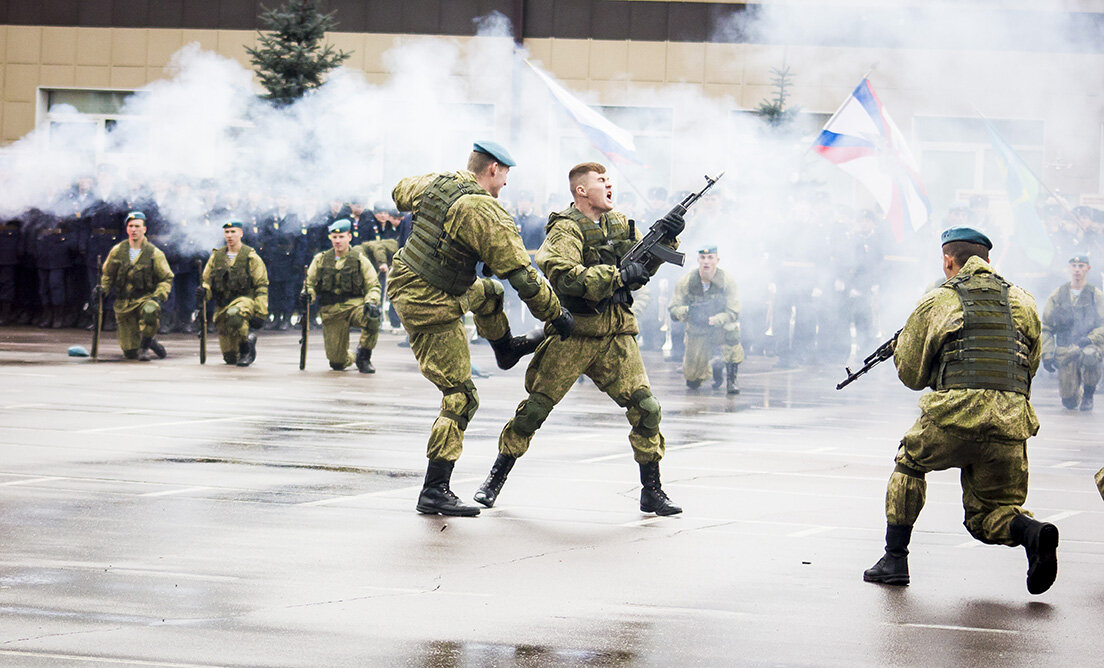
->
[[814, 78, 930, 241], [525, 60, 641, 165]]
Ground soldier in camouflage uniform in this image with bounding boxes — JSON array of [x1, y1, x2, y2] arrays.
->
[[1040, 253, 1104, 411], [474, 162, 685, 516], [864, 227, 1059, 595], [196, 220, 269, 367], [300, 219, 381, 373], [388, 141, 573, 517], [668, 246, 744, 394], [94, 212, 174, 360], [1097, 467, 1104, 501]]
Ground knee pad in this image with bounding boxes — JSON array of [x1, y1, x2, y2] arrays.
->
[[441, 380, 479, 430], [511, 393, 555, 436], [1081, 346, 1100, 365], [141, 301, 161, 324], [123, 349, 139, 360], [627, 388, 662, 437], [473, 278, 505, 316]]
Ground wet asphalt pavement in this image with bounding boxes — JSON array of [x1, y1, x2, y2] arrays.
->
[[1, 325, 1102, 666]]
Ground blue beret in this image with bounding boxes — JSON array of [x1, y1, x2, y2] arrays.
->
[[222, 219, 244, 229], [473, 140, 516, 167], [698, 245, 718, 255], [125, 211, 146, 223], [940, 227, 992, 250], [1070, 253, 1091, 264], [68, 345, 90, 357], [328, 219, 352, 234]]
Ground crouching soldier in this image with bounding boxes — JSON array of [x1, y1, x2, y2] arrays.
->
[[668, 245, 744, 394], [196, 219, 269, 366], [93, 211, 173, 360], [1040, 253, 1104, 411], [301, 219, 381, 373]]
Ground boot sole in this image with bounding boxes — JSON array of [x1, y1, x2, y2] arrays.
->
[[1027, 523, 1059, 595], [863, 572, 910, 586], [472, 492, 495, 508], [416, 503, 480, 517], [641, 504, 683, 516]]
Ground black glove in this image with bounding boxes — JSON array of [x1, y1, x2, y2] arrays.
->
[[1043, 356, 1057, 373], [619, 261, 650, 290], [249, 315, 265, 330], [194, 286, 207, 302], [550, 307, 574, 340], [364, 302, 381, 319], [1078, 337, 1093, 348], [657, 211, 685, 239], [90, 285, 104, 302], [297, 292, 311, 309]]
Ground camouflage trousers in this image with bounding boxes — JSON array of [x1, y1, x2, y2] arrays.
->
[[1055, 344, 1102, 400], [114, 296, 162, 353], [682, 324, 745, 383], [885, 414, 1032, 546], [214, 296, 259, 356], [395, 279, 509, 462], [499, 333, 665, 464], [320, 300, 379, 369]]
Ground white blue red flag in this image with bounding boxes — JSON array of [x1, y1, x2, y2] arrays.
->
[[813, 78, 930, 241], [525, 60, 641, 165]]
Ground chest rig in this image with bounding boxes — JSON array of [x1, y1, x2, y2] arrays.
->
[[398, 174, 488, 295]]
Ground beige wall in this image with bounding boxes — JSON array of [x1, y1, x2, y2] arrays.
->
[[2, 25, 1103, 195]]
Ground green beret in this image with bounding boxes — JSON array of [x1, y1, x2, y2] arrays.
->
[[125, 211, 146, 223], [473, 140, 516, 167], [1070, 253, 1091, 265], [222, 219, 244, 229], [698, 245, 718, 255], [328, 219, 352, 234], [940, 226, 992, 250]]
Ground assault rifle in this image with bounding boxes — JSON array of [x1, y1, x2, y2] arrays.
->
[[299, 267, 310, 371], [197, 260, 207, 365], [835, 329, 902, 390], [619, 172, 724, 270]]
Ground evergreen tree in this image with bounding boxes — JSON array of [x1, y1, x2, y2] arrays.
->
[[754, 65, 800, 129], [247, 0, 351, 107]]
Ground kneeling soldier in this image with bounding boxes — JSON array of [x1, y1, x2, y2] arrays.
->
[[301, 219, 382, 373], [1041, 253, 1104, 411], [94, 211, 173, 360], [196, 220, 269, 366]]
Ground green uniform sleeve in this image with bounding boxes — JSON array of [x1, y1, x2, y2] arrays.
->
[[537, 219, 622, 302], [250, 253, 269, 316], [717, 272, 741, 325], [304, 253, 322, 300], [151, 248, 174, 303], [99, 244, 120, 293], [894, 288, 954, 391], [199, 253, 214, 301], [668, 273, 691, 321], [360, 253, 381, 305], [392, 173, 437, 213], [1040, 289, 1059, 357]]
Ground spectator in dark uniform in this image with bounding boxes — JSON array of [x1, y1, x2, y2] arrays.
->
[[259, 193, 300, 330], [0, 213, 22, 325], [33, 206, 75, 328]]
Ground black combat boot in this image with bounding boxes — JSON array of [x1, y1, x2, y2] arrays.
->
[[473, 453, 517, 508], [1062, 395, 1078, 410], [711, 360, 724, 389], [355, 347, 375, 374], [36, 307, 53, 328], [50, 306, 66, 329], [277, 313, 290, 331], [416, 459, 480, 516], [489, 327, 545, 370], [726, 363, 740, 395], [139, 336, 166, 361], [639, 461, 682, 516], [863, 523, 912, 585], [101, 309, 115, 331], [686, 379, 702, 390], [1080, 384, 1095, 411], [236, 333, 257, 367], [1009, 514, 1059, 594]]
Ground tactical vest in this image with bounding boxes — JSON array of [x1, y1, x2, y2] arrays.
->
[[108, 243, 157, 301], [686, 275, 727, 328], [397, 174, 486, 295], [1051, 284, 1100, 347], [935, 271, 1031, 395], [316, 249, 366, 306], [552, 207, 636, 315], [210, 245, 255, 307]]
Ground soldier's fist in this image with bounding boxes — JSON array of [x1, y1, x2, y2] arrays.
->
[[619, 262, 650, 290], [550, 307, 574, 340], [364, 302, 381, 319], [194, 286, 207, 302], [297, 292, 311, 309], [249, 315, 265, 330], [90, 285, 104, 302], [1043, 357, 1057, 373], [658, 211, 685, 239]]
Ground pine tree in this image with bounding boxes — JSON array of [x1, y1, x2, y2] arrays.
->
[[246, 0, 351, 107], [754, 65, 800, 128]]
